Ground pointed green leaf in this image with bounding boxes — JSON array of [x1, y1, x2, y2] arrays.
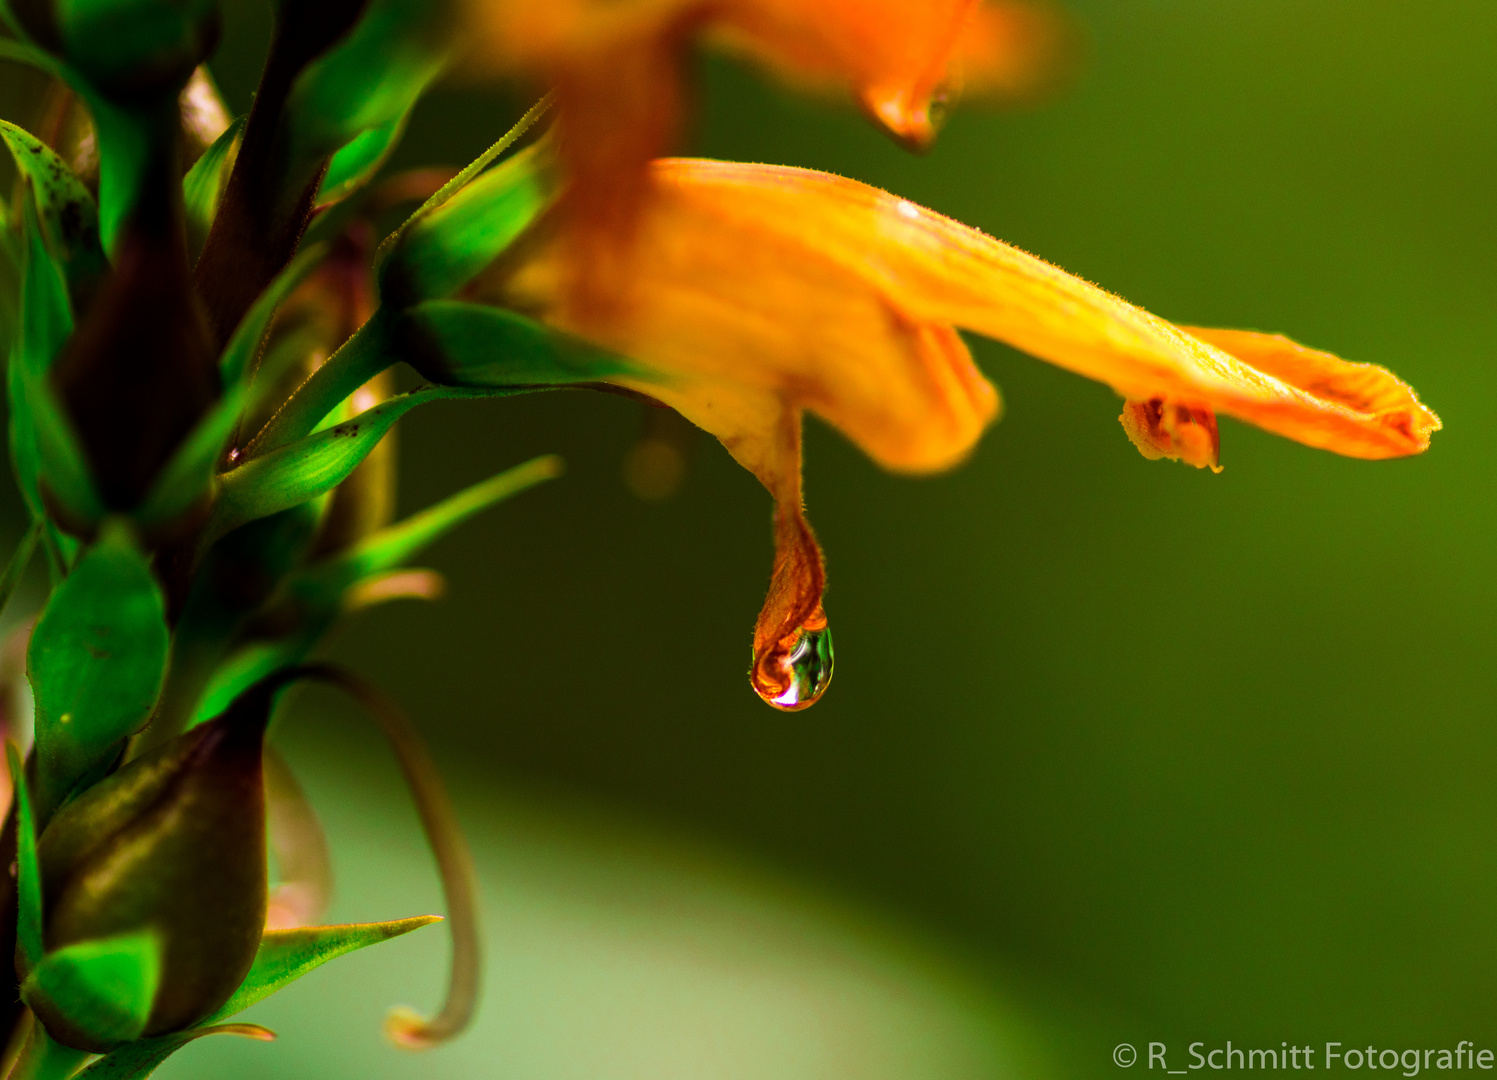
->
[[193, 637, 313, 726], [0, 38, 63, 77], [75, 1023, 274, 1080], [285, 0, 445, 170], [377, 92, 551, 262], [22, 932, 162, 1049], [317, 110, 407, 208], [218, 241, 327, 387], [183, 115, 243, 246], [212, 386, 493, 536], [0, 519, 42, 620], [395, 299, 640, 387], [23, 368, 106, 529], [7, 354, 46, 520], [14, 190, 106, 527], [380, 141, 553, 306], [86, 93, 165, 258], [0, 120, 106, 297], [294, 454, 562, 602], [7, 743, 44, 972], [238, 311, 397, 456], [132, 383, 247, 529], [27, 520, 169, 811], [204, 917, 441, 1025], [19, 191, 74, 379]]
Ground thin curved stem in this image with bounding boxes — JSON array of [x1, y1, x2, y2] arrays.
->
[[294, 663, 481, 1048]]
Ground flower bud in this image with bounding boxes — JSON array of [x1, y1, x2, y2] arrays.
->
[[24, 676, 284, 1050]]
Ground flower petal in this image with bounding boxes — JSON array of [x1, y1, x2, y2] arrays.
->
[[621, 160, 1439, 461], [1179, 327, 1441, 460]]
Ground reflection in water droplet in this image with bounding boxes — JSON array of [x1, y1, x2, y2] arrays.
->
[[754, 619, 834, 712]]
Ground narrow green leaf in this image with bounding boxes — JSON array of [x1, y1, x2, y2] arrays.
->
[[0, 518, 42, 620], [22, 365, 106, 529], [7, 343, 45, 521], [317, 110, 407, 208], [284, 0, 445, 170], [7, 742, 44, 972], [219, 241, 328, 387], [240, 311, 397, 457], [295, 454, 563, 601], [27, 520, 170, 812], [132, 383, 247, 530], [74, 1023, 273, 1080], [86, 93, 169, 258], [377, 92, 552, 263], [380, 141, 553, 305], [0, 38, 63, 77], [21, 932, 161, 1049], [193, 637, 314, 727], [203, 917, 441, 1025], [396, 299, 640, 387], [183, 116, 243, 246], [0, 120, 106, 296], [213, 386, 493, 536], [18, 191, 74, 378]]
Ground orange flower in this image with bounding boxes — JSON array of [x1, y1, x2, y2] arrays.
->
[[468, 159, 1440, 709], [462, 0, 1070, 298]]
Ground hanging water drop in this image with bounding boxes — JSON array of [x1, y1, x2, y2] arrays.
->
[[752, 614, 834, 711]]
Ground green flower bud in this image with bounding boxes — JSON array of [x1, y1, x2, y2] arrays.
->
[[22, 675, 285, 1051]]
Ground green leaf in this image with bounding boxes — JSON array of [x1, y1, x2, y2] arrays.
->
[[86, 94, 172, 258], [7, 742, 44, 973], [218, 241, 327, 387], [193, 638, 312, 726], [212, 386, 491, 536], [284, 0, 445, 172], [18, 191, 74, 379], [75, 1023, 273, 1080], [22, 367, 107, 529], [27, 520, 169, 812], [396, 299, 640, 387], [131, 383, 247, 530], [0, 119, 107, 297], [317, 110, 408, 208], [182, 115, 243, 246], [0, 518, 42, 620], [377, 92, 551, 261], [204, 916, 441, 1025], [22, 932, 162, 1048], [380, 141, 553, 305], [6, 356, 45, 521], [294, 454, 563, 602], [0, 38, 63, 77]]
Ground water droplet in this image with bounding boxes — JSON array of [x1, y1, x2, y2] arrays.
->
[[753, 618, 834, 712]]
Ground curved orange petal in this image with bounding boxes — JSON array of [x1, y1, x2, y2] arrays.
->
[[1179, 327, 1441, 460], [616, 159, 1440, 461]]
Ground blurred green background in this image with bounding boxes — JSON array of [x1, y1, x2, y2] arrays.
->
[[12, 0, 1497, 1075]]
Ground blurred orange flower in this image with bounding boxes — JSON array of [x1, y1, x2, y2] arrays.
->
[[462, 0, 1072, 296], [469, 159, 1441, 709]]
